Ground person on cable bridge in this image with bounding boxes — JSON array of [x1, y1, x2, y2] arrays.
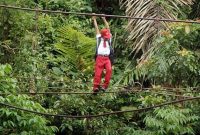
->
[[92, 15, 114, 94]]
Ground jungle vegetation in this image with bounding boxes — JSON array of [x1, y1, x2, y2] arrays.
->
[[0, 0, 200, 135]]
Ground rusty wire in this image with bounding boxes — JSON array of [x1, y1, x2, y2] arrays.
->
[[0, 79, 199, 96], [0, 5, 200, 24], [0, 89, 194, 99], [0, 96, 199, 119]]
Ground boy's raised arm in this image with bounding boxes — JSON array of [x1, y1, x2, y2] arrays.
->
[[102, 16, 110, 29], [92, 16, 100, 34]]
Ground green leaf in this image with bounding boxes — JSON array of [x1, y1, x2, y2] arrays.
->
[[52, 67, 63, 75], [4, 64, 12, 74]]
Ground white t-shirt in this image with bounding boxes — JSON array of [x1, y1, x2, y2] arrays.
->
[[96, 34, 112, 55]]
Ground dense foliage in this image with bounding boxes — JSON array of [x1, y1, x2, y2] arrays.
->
[[0, 64, 57, 135], [0, 0, 200, 135]]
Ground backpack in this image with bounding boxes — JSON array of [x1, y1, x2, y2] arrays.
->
[[94, 37, 114, 65]]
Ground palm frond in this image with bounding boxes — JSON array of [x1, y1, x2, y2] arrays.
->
[[120, 0, 194, 55]]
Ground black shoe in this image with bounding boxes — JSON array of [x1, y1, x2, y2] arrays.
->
[[100, 87, 106, 92], [92, 88, 99, 95]]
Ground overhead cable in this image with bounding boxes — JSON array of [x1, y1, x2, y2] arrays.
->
[[0, 5, 200, 24]]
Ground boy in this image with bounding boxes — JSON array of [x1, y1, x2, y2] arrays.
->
[[92, 15, 114, 94]]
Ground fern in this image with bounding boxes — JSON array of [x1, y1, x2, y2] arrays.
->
[[144, 106, 198, 135], [54, 26, 95, 72]]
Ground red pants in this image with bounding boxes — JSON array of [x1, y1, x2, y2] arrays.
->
[[93, 56, 112, 90]]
